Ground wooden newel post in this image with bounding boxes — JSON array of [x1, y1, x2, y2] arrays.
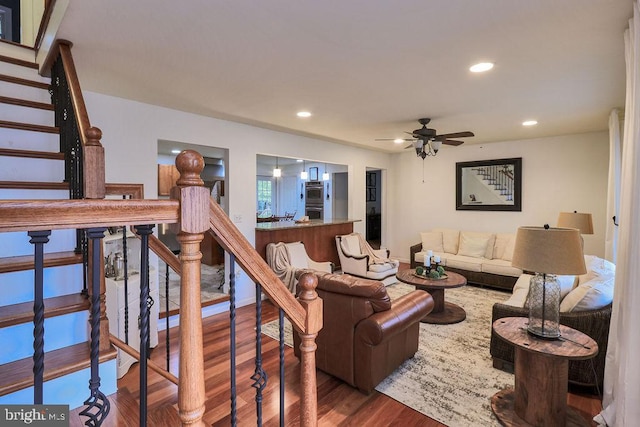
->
[[297, 272, 322, 427], [170, 150, 209, 426], [83, 126, 105, 199]]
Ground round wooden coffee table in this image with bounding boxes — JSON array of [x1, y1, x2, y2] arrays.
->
[[396, 269, 467, 324]]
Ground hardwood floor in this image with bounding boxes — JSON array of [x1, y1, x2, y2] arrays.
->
[[69, 282, 602, 426]]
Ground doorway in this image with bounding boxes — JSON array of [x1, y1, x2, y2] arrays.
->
[[366, 168, 382, 249]]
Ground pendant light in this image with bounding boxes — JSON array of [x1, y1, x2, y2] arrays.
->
[[322, 163, 330, 181], [300, 160, 308, 180], [273, 157, 281, 177]]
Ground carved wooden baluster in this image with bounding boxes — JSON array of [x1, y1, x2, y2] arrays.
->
[[171, 150, 209, 426], [296, 272, 322, 427]]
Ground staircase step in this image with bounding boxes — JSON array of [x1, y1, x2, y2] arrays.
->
[[0, 251, 82, 274], [0, 120, 58, 134], [0, 293, 89, 329], [0, 181, 68, 190], [0, 95, 54, 110], [0, 74, 49, 90], [0, 54, 38, 70], [0, 342, 117, 397], [0, 148, 64, 160]]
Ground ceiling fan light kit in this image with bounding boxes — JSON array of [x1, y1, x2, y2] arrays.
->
[[394, 118, 475, 159]]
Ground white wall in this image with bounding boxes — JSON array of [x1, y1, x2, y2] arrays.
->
[[83, 91, 391, 307], [388, 132, 609, 261]]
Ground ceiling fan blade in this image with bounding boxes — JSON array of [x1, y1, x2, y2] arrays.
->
[[405, 131, 422, 138], [435, 131, 474, 140], [442, 139, 465, 146], [405, 143, 413, 149]]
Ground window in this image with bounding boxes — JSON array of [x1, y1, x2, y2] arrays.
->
[[257, 178, 273, 217]]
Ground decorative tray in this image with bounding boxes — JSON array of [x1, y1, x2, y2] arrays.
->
[[412, 273, 448, 281]]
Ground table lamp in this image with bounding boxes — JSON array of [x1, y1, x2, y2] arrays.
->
[[511, 225, 586, 339], [557, 211, 593, 249]]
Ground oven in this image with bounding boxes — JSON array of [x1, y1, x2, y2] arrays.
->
[[305, 206, 323, 220], [305, 181, 324, 205]]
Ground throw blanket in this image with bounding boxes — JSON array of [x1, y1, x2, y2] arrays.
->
[[266, 242, 297, 293], [355, 233, 392, 265]]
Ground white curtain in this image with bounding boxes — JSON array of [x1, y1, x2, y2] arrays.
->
[[605, 110, 621, 262], [596, 2, 640, 425]]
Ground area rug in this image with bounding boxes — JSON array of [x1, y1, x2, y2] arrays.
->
[[261, 283, 514, 427]]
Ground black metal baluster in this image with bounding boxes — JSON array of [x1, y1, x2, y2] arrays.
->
[[229, 254, 237, 427], [279, 307, 285, 427], [79, 227, 110, 427], [122, 225, 130, 345], [165, 261, 170, 372], [251, 281, 267, 426], [29, 230, 51, 405], [81, 230, 88, 297], [134, 224, 154, 426]]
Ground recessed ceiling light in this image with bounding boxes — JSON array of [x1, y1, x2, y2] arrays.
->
[[469, 62, 494, 73], [297, 111, 312, 118], [171, 149, 181, 154], [394, 139, 405, 144], [522, 120, 538, 126], [296, 159, 303, 163]]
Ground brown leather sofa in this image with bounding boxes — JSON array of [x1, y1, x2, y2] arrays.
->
[[293, 271, 434, 394]]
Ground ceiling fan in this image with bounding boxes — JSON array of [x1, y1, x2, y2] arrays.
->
[[376, 118, 474, 159]]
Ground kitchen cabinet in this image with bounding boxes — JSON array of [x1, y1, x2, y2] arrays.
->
[[158, 164, 180, 196]]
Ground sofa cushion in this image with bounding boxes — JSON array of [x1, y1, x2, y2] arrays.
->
[[458, 231, 494, 259], [560, 276, 614, 312], [481, 259, 522, 277], [434, 228, 460, 254], [493, 233, 515, 260], [443, 254, 483, 272], [420, 231, 444, 253], [579, 255, 616, 284], [501, 235, 516, 261]]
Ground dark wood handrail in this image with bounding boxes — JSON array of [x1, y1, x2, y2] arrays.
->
[[0, 199, 179, 232]]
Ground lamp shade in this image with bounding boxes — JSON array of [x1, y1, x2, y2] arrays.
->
[[557, 212, 594, 235], [511, 226, 586, 275]]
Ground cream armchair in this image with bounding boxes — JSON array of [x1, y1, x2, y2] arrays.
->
[[266, 241, 333, 293], [335, 233, 399, 286]]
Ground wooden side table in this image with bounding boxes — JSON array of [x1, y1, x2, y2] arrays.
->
[[396, 269, 467, 324], [491, 317, 598, 427]]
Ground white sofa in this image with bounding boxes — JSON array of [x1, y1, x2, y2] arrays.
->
[[410, 228, 522, 291]]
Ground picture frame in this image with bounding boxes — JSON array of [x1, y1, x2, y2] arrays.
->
[[456, 157, 522, 211], [309, 167, 318, 181]]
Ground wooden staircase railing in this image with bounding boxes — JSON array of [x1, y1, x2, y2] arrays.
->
[[0, 150, 321, 426]]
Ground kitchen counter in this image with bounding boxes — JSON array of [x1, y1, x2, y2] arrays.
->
[[255, 218, 360, 266]]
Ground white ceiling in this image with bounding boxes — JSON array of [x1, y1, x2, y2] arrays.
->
[[58, 0, 632, 153]]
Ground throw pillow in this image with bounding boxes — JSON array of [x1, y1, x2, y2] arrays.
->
[[503, 274, 577, 308], [457, 231, 493, 258], [560, 276, 614, 312], [503, 273, 532, 307], [578, 255, 616, 285], [343, 234, 361, 255], [420, 231, 444, 253], [434, 228, 460, 254]]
